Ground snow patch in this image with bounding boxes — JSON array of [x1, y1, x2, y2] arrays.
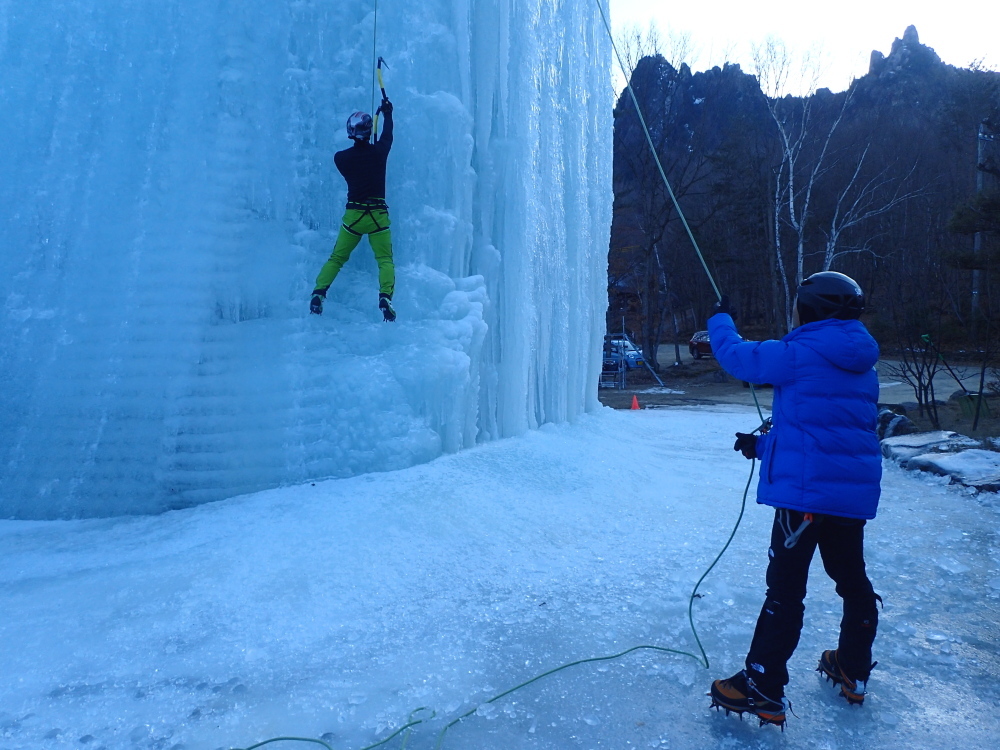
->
[[881, 431, 981, 463], [907, 449, 1000, 491]]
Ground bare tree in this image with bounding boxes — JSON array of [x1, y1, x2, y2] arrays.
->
[[663, 28, 700, 73], [613, 23, 662, 94], [821, 151, 922, 269], [754, 39, 851, 329], [753, 39, 922, 331], [615, 22, 700, 73]]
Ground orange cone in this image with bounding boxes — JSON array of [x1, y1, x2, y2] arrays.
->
[[631, 395, 640, 410]]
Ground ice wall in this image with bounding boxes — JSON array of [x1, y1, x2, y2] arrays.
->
[[0, 0, 612, 519]]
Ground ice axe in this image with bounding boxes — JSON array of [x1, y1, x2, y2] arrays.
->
[[373, 56, 388, 138]]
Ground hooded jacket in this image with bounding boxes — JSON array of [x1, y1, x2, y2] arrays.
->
[[708, 313, 882, 519]]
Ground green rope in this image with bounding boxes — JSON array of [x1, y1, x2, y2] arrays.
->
[[750, 383, 765, 422], [227, 453, 756, 750], [592, 0, 720, 301], [591, 0, 771, 428], [428, 469, 756, 749], [231, 452, 759, 750], [232, 708, 433, 750], [590, 0, 769, 431], [685, 457, 756, 667], [370, 0, 379, 121], [236, 738, 333, 750]]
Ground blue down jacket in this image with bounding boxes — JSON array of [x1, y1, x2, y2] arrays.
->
[[708, 313, 882, 519]]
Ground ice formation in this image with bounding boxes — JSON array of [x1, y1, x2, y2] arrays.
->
[[0, 0, 612, 518]]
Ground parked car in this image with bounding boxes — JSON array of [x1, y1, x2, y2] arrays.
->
[[689, 330, 712, 359], [605, 337, 645, 369]]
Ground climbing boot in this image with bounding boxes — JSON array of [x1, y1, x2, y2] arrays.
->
[[310, 291, 325, 315], [379, 293, 396, 322], [710, 670, 787, 728], [818, 649, 875, 705]]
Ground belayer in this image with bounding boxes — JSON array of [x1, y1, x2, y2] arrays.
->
[[310, 97, 396, 322], [707, 272, 882, 728]]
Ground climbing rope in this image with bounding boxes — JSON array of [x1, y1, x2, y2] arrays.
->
[[231, 402, 767, 750], [591, 0, 766, 425], [232, 6, 771, 749], [593, 0, 720, 301], [230, 451, 755, 750], [369, 0, 379, 121], [233, 708, 433, 750]]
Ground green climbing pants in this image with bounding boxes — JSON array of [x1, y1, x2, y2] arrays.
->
[[314, 206, 395, 297]]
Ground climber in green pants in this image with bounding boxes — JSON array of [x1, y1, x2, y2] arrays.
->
[[311, 99, 396, 322]]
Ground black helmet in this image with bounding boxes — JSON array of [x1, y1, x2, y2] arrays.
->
[[796, 271, 864, 324]]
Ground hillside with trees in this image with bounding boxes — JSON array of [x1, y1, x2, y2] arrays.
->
[[610, 26, 1000, 389]]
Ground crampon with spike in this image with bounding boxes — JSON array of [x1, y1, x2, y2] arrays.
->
[[709, 670, 789, 730], [818, 649, 876, 706]]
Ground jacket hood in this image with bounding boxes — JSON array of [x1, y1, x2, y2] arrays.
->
[[784, 319, 879, 373]]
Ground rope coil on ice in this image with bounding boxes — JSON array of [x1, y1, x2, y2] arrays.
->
[[231, 444, 761, 750]]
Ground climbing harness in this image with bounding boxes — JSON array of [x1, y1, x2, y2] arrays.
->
[[343, 198, 390, 236], [235, 3, 770, 748]]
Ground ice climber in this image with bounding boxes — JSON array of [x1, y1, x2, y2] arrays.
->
[[311, 99, 396, 322], [706, 271, 882, 728]]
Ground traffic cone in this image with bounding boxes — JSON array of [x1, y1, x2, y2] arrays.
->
[[631, 395, 640, 410]]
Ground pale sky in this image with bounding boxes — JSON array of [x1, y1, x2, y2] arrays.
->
[[609, 0, 999, 95]]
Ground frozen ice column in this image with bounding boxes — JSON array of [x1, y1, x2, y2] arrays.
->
[[0, 0, 612, 519]]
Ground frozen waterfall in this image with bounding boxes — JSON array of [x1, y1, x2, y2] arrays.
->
[[0, 0, 612, 519]]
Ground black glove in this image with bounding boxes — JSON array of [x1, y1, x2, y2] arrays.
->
[[710, 295, 732, 317], [733, 432, 757, 460], [378, 98, 393, 115]]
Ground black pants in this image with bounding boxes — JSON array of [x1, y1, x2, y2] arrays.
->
[[744, 509, 878, 693]]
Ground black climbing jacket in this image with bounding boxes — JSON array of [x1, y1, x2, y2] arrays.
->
[[334, 109, 393, 203]]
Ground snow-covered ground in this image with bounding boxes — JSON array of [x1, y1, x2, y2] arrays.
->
[[2, 406, 998, 750]]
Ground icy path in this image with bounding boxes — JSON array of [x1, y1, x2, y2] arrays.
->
[[1, 407, 998, 750]]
